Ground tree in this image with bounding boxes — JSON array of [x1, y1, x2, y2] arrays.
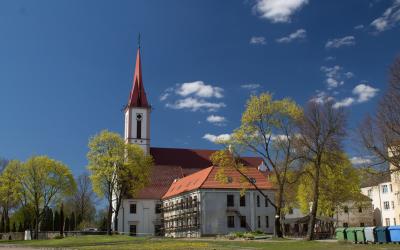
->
[[297, 153, 361, 217], [12, 222, 16, 232], [359, 56, 400, 171], [212, 93, 303, 237], [87, 130, 153, 235], [0, 160, 23, 233], [296, 101, 347, 240], [17, 156, 76, 239], [65, 216, 70, 232], [53, 210, 60, 232], [18, 223, 23, 232], [70, 212, 76, 231], [60, 203, 65, 236], [70, 173, 96, 227]]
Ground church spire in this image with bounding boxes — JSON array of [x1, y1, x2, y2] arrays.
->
[[127, 42, 149, 108]]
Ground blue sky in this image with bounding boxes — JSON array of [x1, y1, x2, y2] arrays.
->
[[0, 0, 399, 175]]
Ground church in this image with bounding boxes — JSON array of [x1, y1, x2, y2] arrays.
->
[[114, 45, 276, 237]]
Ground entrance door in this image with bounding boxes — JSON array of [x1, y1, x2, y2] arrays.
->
[[129, 224, 137, 236], [143, 208, 151, 235]]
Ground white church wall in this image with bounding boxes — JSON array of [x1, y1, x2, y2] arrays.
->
[[117, 198, 162, 236]]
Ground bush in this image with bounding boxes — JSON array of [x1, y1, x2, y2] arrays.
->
[[53, 235, 64, 239]]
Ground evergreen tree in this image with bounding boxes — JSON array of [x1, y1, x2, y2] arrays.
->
[[65, 217, 70, 232], [53, 211, 60, 232], [5, 217, 10, 233], [60, 203, 65, 235], [12, 222, 16, 232], [18, 223, 23, 232], [70, 212, 76, 231], [48, 208, 54, 231], [0, 214, 4, 233]]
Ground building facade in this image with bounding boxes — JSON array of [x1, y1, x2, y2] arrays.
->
[[162, 167, 275, 237], [114, 46, 273, 236]]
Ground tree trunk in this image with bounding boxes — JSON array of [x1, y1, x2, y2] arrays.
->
[[107, 199, 112, 235], [275, 184, 284, 238], [34, 210, 39, 240], [306, 164, 321, 241]]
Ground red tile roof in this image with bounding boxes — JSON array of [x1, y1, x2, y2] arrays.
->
[[133, 147, 266, 199], [162, 166, 274, 199], [127, 48, 149, 108], [150, 147, 263, 172]]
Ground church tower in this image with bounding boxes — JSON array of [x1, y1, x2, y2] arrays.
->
[[124, 45, 150, 154]]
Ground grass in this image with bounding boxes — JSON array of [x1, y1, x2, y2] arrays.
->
[[1, 235, 400, 250]]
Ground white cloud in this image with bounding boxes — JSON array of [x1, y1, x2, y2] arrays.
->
[[176, 81, 223, 99], [370, 0, 400, 32], [333, 97, 355, 108], [159, 93, 170, 101], [241, 84, 261, 90], [352, 84, 379, 103], [250, 36, 267, 45], [354, 24, 364, 30], [253, 0, 308, 23], [320, 65, 352, 89], [325, 56, 335, 61], [325, 36, 356, 49], [166, 97, 225, 112], [276, 29, 307, 43], [350, 156, 373, 165], [310, 91, 334, 104], [202, 133, 231, 143], [206, 115, 227, 125]]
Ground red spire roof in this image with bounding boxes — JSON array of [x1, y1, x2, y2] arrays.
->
[[127, 48, 149, 108]]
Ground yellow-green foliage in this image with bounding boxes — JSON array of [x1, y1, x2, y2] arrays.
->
[[87, 130, 153, 199], [297, 153, 361, 216], [0, 160, 23, 210]]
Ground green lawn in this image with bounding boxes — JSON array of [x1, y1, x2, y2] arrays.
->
[[2, 235, 400, 250]]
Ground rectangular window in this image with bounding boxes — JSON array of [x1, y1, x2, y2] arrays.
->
[[257, 195, 260, 207], [392, 201, 395, 209], [384, 201, 390, 210], [129, 224, 137, 236], [240, 216, 247, 228], [383, 185, 388, 193], [344, 206, 349, 213], [240, 195, 246, 207], [386, 218, 390, 226], [265, 216, 269, 228], [136, 120, 142, 139], [227, 216, 235, 228], [155, 203, 161, 214], [265, 196, 269, 207], [394, 218, 397, 226], [257, 216, 261, 228], [130, 204, 137, 214], [227, 195, 234, 207], [390, 184, 393, 192], [358, 206, 363, 213]]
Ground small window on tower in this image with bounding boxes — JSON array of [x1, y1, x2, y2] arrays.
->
[[136, 113, 142, 139]]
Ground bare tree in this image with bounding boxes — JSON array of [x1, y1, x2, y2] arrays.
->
[[297, 101, 347, 240], [71, 173, 97, 228], [359, 56, 400, 171]]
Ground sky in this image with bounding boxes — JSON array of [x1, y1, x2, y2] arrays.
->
[[0, 0, 400, 175]]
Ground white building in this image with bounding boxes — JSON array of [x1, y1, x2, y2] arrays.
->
[[114, 46, 272, 236], [361, 181, 398, 226], [162, 166, 276, 237]]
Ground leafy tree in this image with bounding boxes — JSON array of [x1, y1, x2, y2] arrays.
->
[[17, 156, 76, 239], [0, 213, 4, 233], [212, 93, 303, 237], [69, 173, 96, 227], [0, 160, 23, 232], [297, 153, 361, 217], [18, 223, 23, 232], [65, 216, 70, 232], [87, 130, 153, 235], [296, 101, 347, 240]]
